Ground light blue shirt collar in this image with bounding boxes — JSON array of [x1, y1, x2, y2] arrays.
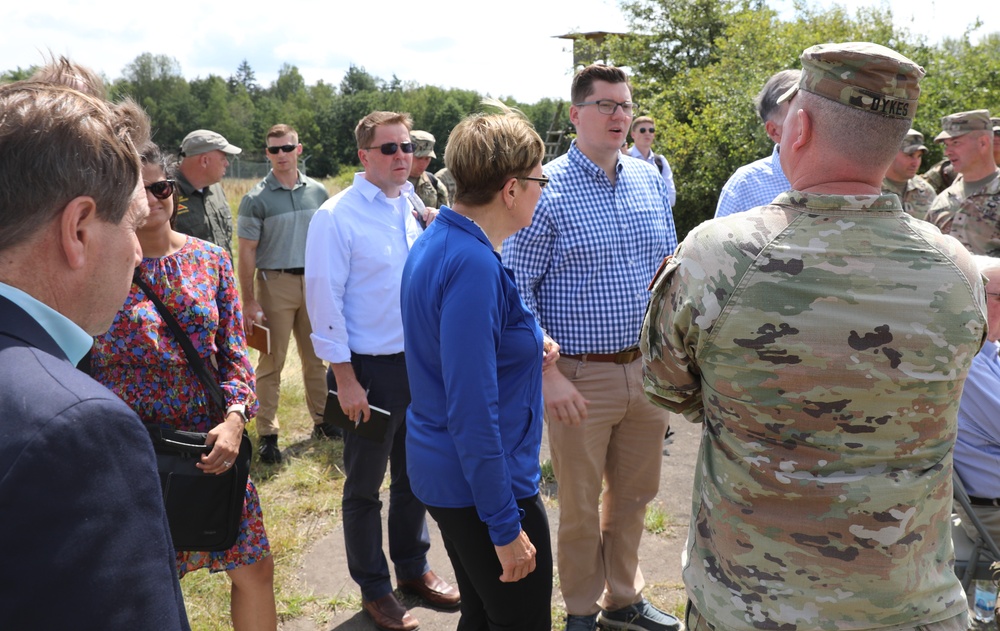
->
[[0, 282, 94, 364]]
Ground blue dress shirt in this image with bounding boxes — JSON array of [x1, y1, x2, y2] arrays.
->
[[714, 144, 791, 218], [0, 282, 92, 364], [401, 207, 544, 547], [502, 141, 678, 355], [628, 145, 676, 207], [955, 341, 1000, 498]]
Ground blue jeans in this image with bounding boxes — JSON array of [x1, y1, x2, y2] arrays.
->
[[331, 354, 430, 601]]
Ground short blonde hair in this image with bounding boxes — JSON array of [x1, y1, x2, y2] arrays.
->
[[444, 99, 545, 207], [354, 111, 413, 150]]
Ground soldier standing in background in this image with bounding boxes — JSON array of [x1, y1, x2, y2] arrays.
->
[[407, 130, 449, 211], [881, 128, 936, 219], [926, 110, 1000, 255]]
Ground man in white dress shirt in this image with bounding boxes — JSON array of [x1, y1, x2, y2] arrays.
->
[[304, 111, 459, 631]]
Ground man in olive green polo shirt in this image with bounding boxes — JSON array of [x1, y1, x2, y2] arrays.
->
[[237, 124, 337, 464], [926, 109, 1000, 255], [175, 129, 241, 258], [881, 129, 936, 220]]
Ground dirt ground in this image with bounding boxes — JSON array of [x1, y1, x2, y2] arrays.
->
[[279, 413, 698, 631]]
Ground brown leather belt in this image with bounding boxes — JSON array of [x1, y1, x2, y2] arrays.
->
[[563, 348, 641, 364], [262, 267, 305, 275]]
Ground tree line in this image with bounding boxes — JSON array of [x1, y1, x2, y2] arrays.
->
[[3, 0, 998, 239]]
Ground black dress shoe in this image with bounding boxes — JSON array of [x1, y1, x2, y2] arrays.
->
[[258, 434, 282, 464], [311, 421, 343, 440]]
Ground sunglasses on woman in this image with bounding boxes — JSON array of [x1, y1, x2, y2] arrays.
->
[[363, 142, 416, 155], [144, 180, 175, 200]]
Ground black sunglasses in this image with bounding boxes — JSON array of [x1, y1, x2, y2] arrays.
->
[[636, 127, 655, 134], [266, 144, 298, 154], [144, 180, 175, 200], [363, 142, 416, 155], [517, 175, 549, 189]]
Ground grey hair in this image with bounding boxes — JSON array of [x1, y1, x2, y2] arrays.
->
[[755, 69, 801, 124]]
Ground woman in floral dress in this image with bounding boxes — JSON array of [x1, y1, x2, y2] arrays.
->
[[91, 141, 276, 630]]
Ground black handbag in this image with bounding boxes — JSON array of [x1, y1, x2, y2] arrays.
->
[[133, 270, 252, 552]]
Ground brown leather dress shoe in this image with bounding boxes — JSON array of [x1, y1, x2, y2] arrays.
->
[[362, 593, 419, 631], [397, 570, 461, 609]]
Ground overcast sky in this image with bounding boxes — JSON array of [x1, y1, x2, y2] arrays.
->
[[4, 0, 997, 103]]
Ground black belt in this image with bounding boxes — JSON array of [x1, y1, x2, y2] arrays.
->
[[563, 348, 641, 364], [263, 268, 305, 275], [968, 495, 1000, 507]]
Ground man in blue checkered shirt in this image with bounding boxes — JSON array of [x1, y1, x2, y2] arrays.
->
[[502, 64, 680, 631], [714, 69, 799, 218]]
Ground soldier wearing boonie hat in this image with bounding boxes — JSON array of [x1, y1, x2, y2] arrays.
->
[[926, 108, 1000, 254], [643, 41, 985, 631], [883, 128, 936, 219], [407, 129, 449, 212], [175, 128, 242, 257]]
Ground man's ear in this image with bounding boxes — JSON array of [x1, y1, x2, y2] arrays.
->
[[764, 119, 781, 144], [358, 148, 370, 170], [58, 196, 98, 271], [788, 108, 812, 152]]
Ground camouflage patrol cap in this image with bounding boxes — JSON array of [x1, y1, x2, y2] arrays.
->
[[409, 130, 437, 158], [901, 129, 927, 154], [777, 42, 924, 120], [180, 129, 242, 157], [933, 110, 992, 142]]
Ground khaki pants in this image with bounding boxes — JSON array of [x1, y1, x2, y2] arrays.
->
[[254, 270, 327, 436], [548, 356, 669, 615]]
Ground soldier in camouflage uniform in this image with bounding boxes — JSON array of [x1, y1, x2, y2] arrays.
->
[[408, 130, 450, 210], [641, 42, 987, 631], [881, 129, 936, 219], [434, 167, 457, 204], [920, 158, 956, 194], [925, 110, 1000, 255]]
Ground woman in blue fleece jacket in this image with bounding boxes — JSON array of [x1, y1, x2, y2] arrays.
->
[[400, 101, 553, 631]]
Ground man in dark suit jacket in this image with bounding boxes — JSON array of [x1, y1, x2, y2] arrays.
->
[[0, 81, 190, 629]]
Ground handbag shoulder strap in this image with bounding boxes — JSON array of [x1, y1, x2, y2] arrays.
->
[[132, 268, 227, 414]]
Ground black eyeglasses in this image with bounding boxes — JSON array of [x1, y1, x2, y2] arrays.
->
[[144, 180, 175, 200], [517, 175, 549, 189], [636, 127, 655, 134], [574, 99, 638, 116], [363, 142, 415, 155], [266, 144, 298, 154]]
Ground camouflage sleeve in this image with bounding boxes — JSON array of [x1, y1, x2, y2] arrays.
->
[[641, 252, 705, 422], [925, 190, 956, 231], [435, 178, 450, 208]]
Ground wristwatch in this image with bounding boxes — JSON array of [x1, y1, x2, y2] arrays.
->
[[226, 404, 248, 424]]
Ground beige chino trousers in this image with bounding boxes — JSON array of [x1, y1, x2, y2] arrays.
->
[[254, 269, 328, 435], [548, 355, 669, 615]]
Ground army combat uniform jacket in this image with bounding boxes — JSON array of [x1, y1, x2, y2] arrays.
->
[[641, 192, 986, 630], [926, 170, 1000, 256]]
